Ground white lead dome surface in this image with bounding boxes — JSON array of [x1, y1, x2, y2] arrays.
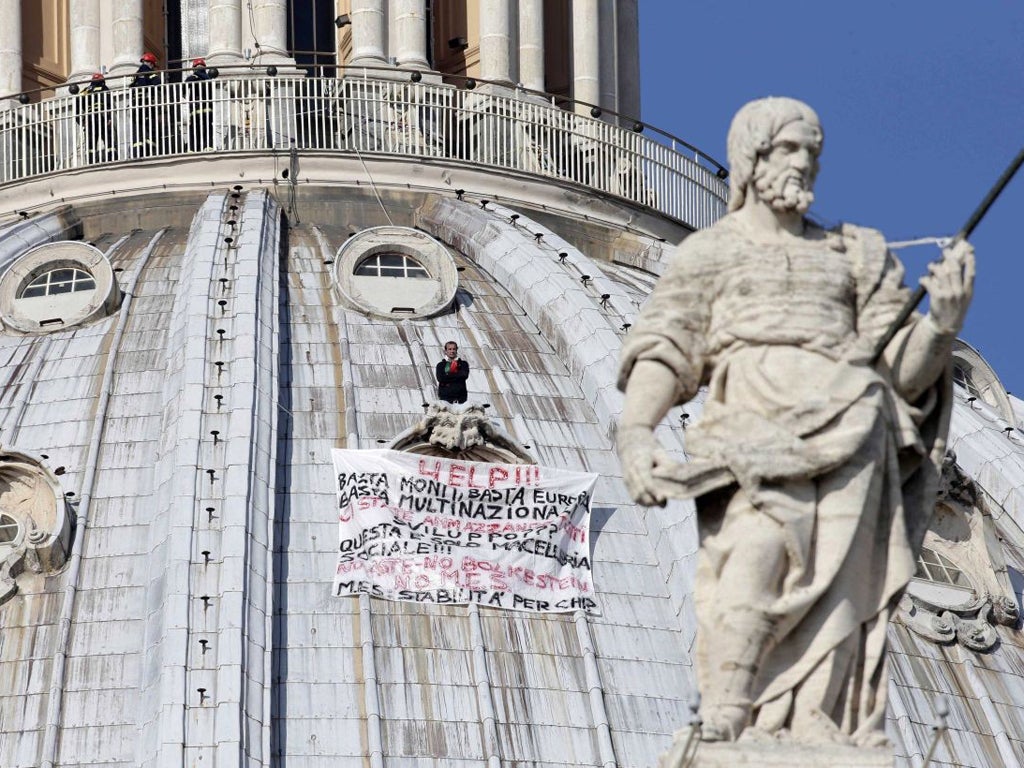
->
[[0, 187, 1020, 768]]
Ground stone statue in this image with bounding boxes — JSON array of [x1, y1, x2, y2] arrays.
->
[[617, 98, 974, 751]]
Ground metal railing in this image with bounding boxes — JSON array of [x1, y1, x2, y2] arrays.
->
[[0, 71, 729, 228]]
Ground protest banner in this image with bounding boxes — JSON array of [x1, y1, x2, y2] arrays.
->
[[333, 449, 598, 614]]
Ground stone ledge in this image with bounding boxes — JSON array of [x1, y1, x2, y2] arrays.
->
[[659, 728, 893, 768]]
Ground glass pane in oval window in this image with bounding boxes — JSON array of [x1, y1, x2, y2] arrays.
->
[[0, 514, 18, 544], [404, 256, 429, 277], [916, 547, 970, 588]]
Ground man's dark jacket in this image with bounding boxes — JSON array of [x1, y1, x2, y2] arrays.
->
[[436, 359, 469, 403]]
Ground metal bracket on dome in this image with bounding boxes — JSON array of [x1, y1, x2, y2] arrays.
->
[[920, 697, 950, 768]]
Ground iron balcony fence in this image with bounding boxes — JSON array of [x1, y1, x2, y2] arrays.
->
[[0, 74, 728, 229]]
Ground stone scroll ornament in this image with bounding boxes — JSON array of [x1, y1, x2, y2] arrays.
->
[[616, 97, 978, 766], [389, 403, 535, 464], [0, 450, 74, 605], [898, 455, 1020, 654]]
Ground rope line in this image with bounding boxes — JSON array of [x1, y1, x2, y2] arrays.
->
[[886, 235, 953, 251]]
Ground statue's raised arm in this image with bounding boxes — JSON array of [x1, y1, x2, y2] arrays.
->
[[617, 97, 973, 759]]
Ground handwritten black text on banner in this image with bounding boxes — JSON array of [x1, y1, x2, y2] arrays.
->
[[333, 449, 598, 613]]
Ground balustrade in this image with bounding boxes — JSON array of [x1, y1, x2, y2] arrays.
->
[[0, 73, 728, 229]]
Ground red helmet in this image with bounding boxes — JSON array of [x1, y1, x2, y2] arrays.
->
[[91, 72, 105, 81], [140, 52, 157, 64], [192, 57, 206, 68]]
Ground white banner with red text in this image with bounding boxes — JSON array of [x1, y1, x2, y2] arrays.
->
[[332, 449, 598, 614]]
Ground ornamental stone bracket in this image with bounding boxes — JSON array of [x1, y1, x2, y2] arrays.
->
[[897, 451, 1020, 652], [390, 403, 534, 464], [0, 449, 73, 606], [898, 591, 1019, 653], [936, 450, 977, 507]]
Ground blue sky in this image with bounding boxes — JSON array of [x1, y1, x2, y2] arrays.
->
[[639, 2, 1024, 394]]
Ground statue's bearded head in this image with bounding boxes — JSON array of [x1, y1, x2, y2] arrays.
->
[[726, 97, 823, 214]]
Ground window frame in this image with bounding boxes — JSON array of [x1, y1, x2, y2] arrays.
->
[[354, 252, 431, 279], [915, 546, 971, 589], [19, 267, 97, 299]]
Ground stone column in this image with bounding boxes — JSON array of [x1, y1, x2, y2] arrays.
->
[[109, 0, 145, 76], [616, 0, 641, 121], [250, 0, 293, 64], [349, 0, 388, 66], [68, 0, 102, 83], [0, 0, 21, 100], [180, 0, 209, 61], [571, 0, 600, 114], [392, 0, 429, 70], [599, 0, 617, 116], [207, 0, 244, 64], [518, 0, 544, 92], [479, 0, 512, 84]]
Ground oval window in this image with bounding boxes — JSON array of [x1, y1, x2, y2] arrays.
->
[[0, 242, 121, 334], [333, 226, 458, 320]]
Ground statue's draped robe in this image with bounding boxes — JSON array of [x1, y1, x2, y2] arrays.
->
[[618, 217, 950, 736]]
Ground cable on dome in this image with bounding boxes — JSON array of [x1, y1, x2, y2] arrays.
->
[[351, 143, 395, 226]]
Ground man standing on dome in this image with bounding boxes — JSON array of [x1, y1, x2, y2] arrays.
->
[[617, 97, 973, 748], [436, 341, 469, 404]]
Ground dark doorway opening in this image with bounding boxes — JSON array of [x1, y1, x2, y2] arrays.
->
[[164, 0, 184, 81], [288, 0, 338, 76]]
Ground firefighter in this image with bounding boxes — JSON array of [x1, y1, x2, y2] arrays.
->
[[129, 52, 162, 157], [77, 72, 116, 163], [185, 57, 215, 151]]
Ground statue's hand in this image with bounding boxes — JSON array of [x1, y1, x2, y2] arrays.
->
[[617, 425, 672, 507], [922, 239, 975, 335]]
